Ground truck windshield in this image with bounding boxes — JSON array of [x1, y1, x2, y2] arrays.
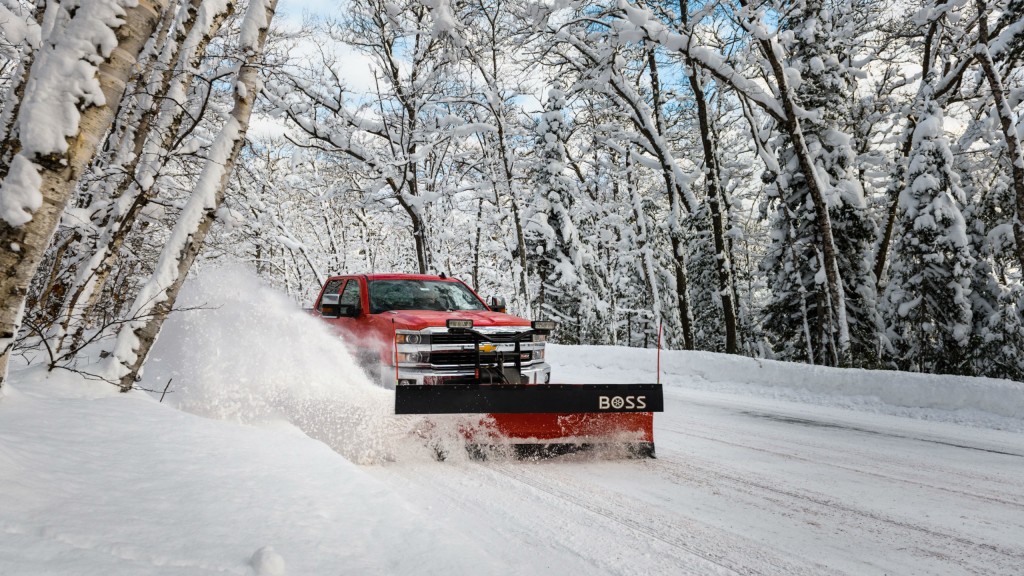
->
[[368, 280, 489, 313]]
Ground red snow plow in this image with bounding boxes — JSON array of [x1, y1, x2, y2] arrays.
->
[[394, 319, 663, 458], [313, 274, 663, 458]]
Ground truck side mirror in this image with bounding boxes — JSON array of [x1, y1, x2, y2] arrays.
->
[[320, 293, 342, 318], [489, 296, 506, 313]]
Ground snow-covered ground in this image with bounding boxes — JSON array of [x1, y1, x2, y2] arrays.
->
[[2, 268, 1023, 575]]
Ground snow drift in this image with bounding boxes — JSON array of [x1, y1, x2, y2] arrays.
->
[[143, 265, 397, 463], [0, 369, 499, 576]]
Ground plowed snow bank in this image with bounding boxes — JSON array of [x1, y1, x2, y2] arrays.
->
[[550, 345, 1024, 431]]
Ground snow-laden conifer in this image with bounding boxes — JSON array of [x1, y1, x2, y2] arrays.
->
[[958, 145, 1024, 380], [523, 83, 597, 343], [884, 97, 974, 374]]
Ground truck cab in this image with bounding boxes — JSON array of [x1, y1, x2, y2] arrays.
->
[[312, 274, 551, 387]]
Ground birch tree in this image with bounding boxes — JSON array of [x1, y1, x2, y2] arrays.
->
[[0, 0, 167, 388], [49, 0, 237, 358], [104, 0, 278, 390]]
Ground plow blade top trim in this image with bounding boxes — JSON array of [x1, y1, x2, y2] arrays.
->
[[394, 384, 664, 415]]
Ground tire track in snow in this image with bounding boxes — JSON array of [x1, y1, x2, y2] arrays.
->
[[647, 444, 1024, 575], [658, 421, 1024, 509], [487, 461, 842, 576], [369, 458, 691, 575]]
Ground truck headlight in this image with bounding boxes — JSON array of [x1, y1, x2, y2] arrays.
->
[[533, 349, 545, 360], [396, 332, 430, 345], [397, 352, 428, 364]]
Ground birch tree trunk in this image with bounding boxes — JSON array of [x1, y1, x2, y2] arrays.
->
[[104, 0, 278, 391], [53, 0, 236, 357], [46, 0, 180, 354], [975, 1, 1024, 273], [0, 0, 167, 389]]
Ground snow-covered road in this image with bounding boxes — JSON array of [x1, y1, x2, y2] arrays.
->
[[369, 372, 1024, 576], [6, 276, 1024, 575]]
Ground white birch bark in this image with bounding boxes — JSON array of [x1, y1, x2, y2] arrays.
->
[[53, 0, 236, 357], [0, 0, 168, 388]]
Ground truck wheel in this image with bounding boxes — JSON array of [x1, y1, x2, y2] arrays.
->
[[465, 444, 488, 461], [626, 442, 656, 459], [355, 350, 384, 385]]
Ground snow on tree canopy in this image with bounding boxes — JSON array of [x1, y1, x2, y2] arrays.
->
[[0, 3, 41, 47], [0, 0, 134, 227], [17, 0, 131, 156], [0, 156, 43, 226]]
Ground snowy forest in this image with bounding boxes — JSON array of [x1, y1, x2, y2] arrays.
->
[[1, 0, 1023, 389]]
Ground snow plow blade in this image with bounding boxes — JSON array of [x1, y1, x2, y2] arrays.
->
[[394, 383, 663, 415]]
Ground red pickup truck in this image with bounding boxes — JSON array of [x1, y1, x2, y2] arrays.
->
[[312, 273, 662, 458], [311, 273, 551, 386]]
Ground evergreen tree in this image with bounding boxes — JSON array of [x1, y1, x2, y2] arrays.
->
[[760, 0, 880, 366], [523, 83, 595, 343], [960, 159, 1024, 380], [884, 98, 975, 374]]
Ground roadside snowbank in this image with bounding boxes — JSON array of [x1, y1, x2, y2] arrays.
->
[[0, 369, 499, 576], [551, 345, 1024, 432]]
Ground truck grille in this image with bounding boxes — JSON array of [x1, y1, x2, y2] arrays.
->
[[430, 331, 523, 345], [428, 350, 531, 367]]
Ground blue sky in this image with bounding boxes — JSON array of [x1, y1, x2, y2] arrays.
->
[[278, 0, 341, 24]]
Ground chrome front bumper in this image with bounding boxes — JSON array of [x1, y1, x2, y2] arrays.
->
[[380, 362, 551, 387], [398, 362, 551, 385]]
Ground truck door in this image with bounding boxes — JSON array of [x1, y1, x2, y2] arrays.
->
[[334, 278, 385, 373], [334, 278, 375, 341]]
